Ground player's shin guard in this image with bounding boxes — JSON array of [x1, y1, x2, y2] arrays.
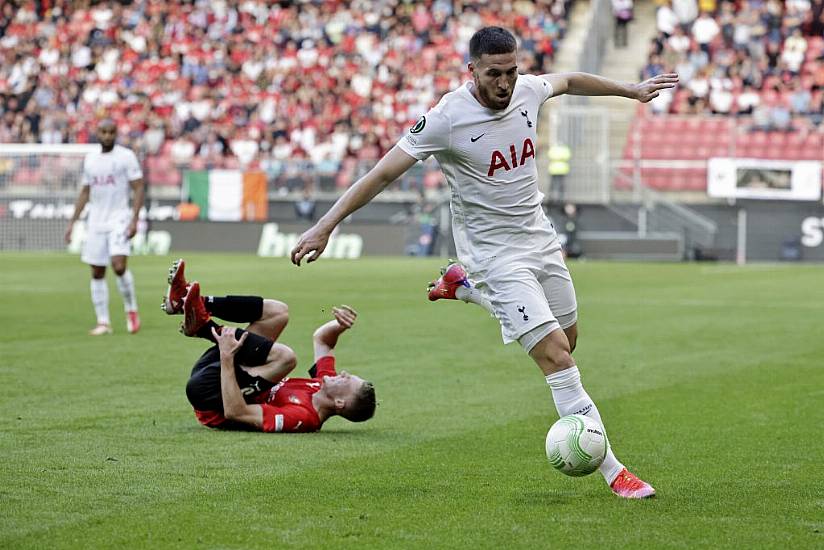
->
[[90, 278, 110, 325], [203, 295, 263, 323], [116, 270, 138, 311], [545, 366, 625, 485]]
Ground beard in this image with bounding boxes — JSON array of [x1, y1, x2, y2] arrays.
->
[[478, 83, 512, 110]]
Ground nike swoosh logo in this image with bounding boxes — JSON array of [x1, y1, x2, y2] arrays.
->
[[470, 133, 485, 142]]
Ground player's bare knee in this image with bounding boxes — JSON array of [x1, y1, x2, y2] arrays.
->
[[531, 333, 574, 372], [546, 346, 574, 370], [267, 343, 296, 372], [263, 299, 289, 325]]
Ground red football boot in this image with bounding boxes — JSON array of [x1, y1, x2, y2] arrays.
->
[[610, 468, 656, 499], [126, 310, 141, 334], [427, 261, 470, 301], [162, 258, 188, 315], [181, 281, 211, 337]]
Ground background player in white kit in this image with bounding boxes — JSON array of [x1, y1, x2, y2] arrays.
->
[[64, 119, 145, 335], [291, 27, 677, 499]]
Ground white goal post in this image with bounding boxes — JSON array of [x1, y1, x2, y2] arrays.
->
[[0, 143, 101, 250]]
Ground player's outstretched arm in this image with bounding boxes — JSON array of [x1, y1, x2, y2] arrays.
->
[[312, 306, 357, 361], [290, 147, 418, 265], [213, 326, 265, 429], [65, 185, 90, 244], [541, 72, 678, 103]]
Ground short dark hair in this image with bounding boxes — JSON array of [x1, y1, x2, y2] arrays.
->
[[469, 27, 517, 61], [340, 381, 376, 423]]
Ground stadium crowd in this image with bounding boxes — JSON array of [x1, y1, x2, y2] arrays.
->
[[643, 0, 824, 131], [0, 0, 571, 189]]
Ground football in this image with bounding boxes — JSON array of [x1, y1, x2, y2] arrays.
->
[[545, 414, 608, 477]]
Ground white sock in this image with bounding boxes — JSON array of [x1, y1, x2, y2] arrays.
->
[[455, 284, 494, 314], [545, 366, 625, 485], [90, 278, 110, 325], [116, 270, 138, 312]]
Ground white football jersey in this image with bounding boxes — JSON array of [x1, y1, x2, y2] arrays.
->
[[397, 74, 559, 271], [82, 144, 142, 229]]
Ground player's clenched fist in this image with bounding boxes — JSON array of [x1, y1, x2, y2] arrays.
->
[[332, 305, 357, 330]]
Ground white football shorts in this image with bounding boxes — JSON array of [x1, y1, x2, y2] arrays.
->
[[81, 216, 132, 266], [474, 246, 577, 351]]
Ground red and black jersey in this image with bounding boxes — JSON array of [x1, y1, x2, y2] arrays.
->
[[194, 356, 337, 433]]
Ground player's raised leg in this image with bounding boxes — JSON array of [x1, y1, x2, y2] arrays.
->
[[529, 326, 655, 499], [427, 261, 494, 313], [112, 255, 139, 334], [165, 259, 285, 338], [245, 299, 289, 341], [200, 294, 289, 342], [182, 281, 297, 384]]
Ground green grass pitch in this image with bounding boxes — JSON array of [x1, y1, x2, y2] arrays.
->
[[1, 253, 823, 549]]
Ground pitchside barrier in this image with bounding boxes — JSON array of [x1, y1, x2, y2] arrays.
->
[[0, 144, 445, 256], [3, 145, 824, 261], [4, 198, 824, 262]]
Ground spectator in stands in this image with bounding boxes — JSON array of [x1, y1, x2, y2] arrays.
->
[[789, 80, 812, 115], [692, 11, 720, 54], [709, 82, 734, 115], [718, 2, 736, 48], [737, 84, 761, 115], [0, 0, 573, 179], [142, 118, 166, 156], [230, 128, 259, 168], [294, 189, 317, 222], [751, 101, 773, 131], [612, 0, 634, 48], [643, 0, 823, 137], [667, 27, 691, 56], [687, 66, 710, 105], [770, 99, 793, 132], [40, 115, 61, 144], [641, 54, 666, 80], [198, 129, 226, 168], [650, 86, 675, 114], [171, 133, 196, 168], [782, 29, 808, 74], [656, 2, 679, 37], [672, 0, 699, 28]]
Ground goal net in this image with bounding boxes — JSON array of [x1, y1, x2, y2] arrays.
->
[[0, 144, 100, 251]]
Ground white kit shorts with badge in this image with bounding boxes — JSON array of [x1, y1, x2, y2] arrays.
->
[[81, 214, 132, 266], [475, 247, 578, 352]]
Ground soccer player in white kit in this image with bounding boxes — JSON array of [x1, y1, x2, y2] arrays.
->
[[64, 119, 145, 335], [291, 27, 678, 498]]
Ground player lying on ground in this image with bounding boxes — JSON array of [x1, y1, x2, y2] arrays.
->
[[291, 27, 670, 497], [162, 259, 376, 432]]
